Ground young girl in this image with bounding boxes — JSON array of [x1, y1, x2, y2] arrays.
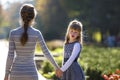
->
[[56, 19, 85, 80], [4, 4, 59, 80]]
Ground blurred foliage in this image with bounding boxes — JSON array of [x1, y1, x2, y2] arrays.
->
[[0, 0, 120, 41], [0, 4, 5, 27], [1, 1, 120, 79], [92, 31, 102, 43], [81, 45, 120, 74], [6, 2, 21, 28], [0, 4, 2, 26], [37, 42, 120, 80], [35, 0, 68, 40], [80, 45, 120, 80], [35, 39, 64, 54], [35, 0, 120, 41]]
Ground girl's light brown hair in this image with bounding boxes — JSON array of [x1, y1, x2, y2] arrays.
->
[[65, 19, 83, 45], [20, 4, 37, 46]]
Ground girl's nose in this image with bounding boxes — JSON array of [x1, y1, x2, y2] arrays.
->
[[72, 32, 76, 35]]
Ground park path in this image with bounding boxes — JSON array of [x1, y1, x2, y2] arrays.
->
[[0, 40, 47, 80], [0, 40, 8, 80]]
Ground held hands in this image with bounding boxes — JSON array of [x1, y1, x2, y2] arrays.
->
[[55, 68, 63, 78]]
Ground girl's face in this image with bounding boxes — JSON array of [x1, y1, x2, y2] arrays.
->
[[68, 29, 79, 42]]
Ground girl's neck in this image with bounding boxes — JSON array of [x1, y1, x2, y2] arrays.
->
[[69, 39, 77, 43]]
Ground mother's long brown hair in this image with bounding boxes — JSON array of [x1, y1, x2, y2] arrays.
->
[[20, 4, 36, 46]]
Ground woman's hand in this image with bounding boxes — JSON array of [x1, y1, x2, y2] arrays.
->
[[4, 74, 8, 80], [55, 68, 63, 78]]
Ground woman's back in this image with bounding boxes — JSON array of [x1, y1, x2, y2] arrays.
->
[[10, 26, 40, 79], [13, 26, 38, 56]]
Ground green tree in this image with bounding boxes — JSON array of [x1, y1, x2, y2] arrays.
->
[[35, 0, 120, 41], [6, 2, 22, 28], [59, 0, 120, 40], [0, 4, 3, 27], [35, 0, 68, 40]]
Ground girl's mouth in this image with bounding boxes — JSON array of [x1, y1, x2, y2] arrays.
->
[[72, 35, 74, 37]]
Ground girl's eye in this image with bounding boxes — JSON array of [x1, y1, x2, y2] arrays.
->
[[70, 29, 78, 33], [75, 31, 78, 33], [70, 30, 73, 32], [72, 30, 77, 33]]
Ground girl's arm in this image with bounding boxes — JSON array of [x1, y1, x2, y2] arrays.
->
[[5, 31, 15, 76], [60, 43, 80, 72], [37, 31, 59, 69]]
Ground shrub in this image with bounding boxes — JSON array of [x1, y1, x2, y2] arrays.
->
[[37, 44, 120, 80]]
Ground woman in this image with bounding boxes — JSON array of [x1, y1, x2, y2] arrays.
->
[[4, 4, 59, 80]]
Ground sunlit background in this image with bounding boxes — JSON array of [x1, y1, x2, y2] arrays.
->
[[0, 0, 120, 80]]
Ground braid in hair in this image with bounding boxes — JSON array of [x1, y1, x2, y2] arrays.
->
[[20, 20, 29, 46], [20, 4, 35, 46]]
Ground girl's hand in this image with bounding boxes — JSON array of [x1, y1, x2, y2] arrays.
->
[[4, 75, 8, 80], [55, 69, 63, 78]]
